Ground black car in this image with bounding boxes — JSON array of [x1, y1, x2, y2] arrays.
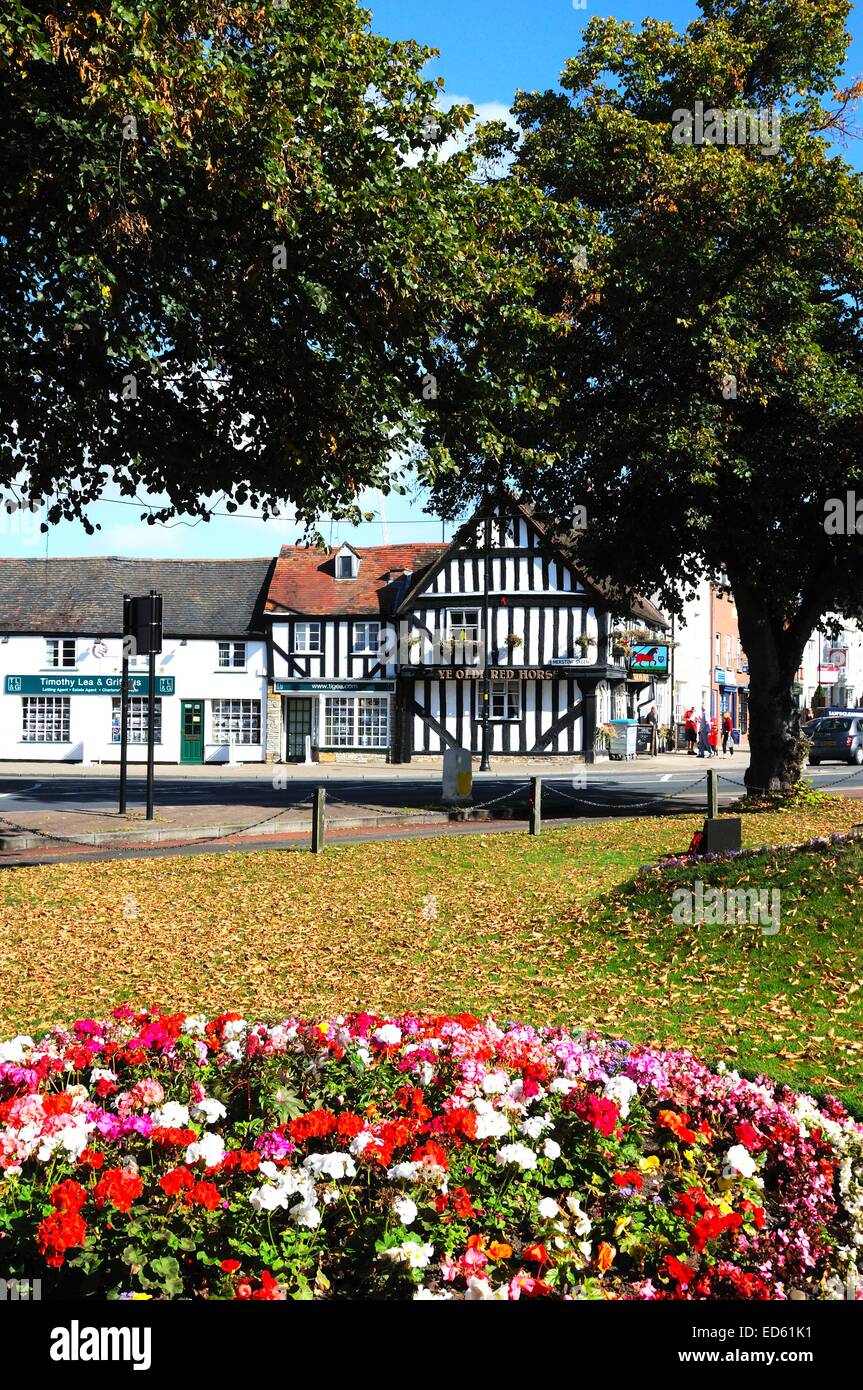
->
[[808, 716, 863, 765]]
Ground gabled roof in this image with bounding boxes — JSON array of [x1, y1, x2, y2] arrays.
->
[[264, 544, 447, 618], [0, 557, 274, 637]]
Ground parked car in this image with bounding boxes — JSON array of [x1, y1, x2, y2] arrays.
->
[[800, 717, 824, 738], [807, 716, 863, 765]]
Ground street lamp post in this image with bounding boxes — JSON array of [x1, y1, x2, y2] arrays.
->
[[479, 505, 491, 772]]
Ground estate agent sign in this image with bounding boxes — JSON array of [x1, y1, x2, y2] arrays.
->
[[5, 675, 176, 696]]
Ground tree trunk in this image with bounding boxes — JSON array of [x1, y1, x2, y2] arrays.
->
[[732, 587, 808, 793]]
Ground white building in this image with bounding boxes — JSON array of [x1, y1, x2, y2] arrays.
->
[[797, 621, 863, 711], [0, 558, 272, 763]]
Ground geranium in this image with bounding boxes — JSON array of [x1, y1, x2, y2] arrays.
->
[[94, 1167, 143, 1213]]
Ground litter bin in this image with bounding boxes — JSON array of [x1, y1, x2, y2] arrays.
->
[[609, 719, 637, 760]]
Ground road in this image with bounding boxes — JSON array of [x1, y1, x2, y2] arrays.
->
[[2, 759, 862, 821]]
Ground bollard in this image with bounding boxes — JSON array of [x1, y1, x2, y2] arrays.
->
[[529, 776, 542, 835], [311, 786, 326, 854], [707, 768, 718, 819]]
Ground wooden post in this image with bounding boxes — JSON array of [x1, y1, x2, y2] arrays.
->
[[529, 776, 542, 835], [707, 768, 718, 819], [311, 786, 326, 853]]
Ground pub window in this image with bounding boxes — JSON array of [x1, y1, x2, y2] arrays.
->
[[489, 681, 521, 721], [211, 699, 262, 745], [22, 696, 70, 742], [111, 697, 162, 744], [293, 621, 321, 653], [352, 622, 381, 655], [445, 608, 481, 663], [45, 638, 76, 669], [218, 640, 247, 669]]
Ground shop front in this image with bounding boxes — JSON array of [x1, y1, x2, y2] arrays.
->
[[274, 680, 396, 762]]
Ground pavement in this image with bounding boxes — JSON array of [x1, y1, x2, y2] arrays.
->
[[1, 750, 861, 866]]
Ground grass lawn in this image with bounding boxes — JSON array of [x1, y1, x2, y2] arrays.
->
[[2, 797, 862, 1109]]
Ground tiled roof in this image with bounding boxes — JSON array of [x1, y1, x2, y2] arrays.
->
[[265, 544, 447, 617], [0, 557, 274, 636]]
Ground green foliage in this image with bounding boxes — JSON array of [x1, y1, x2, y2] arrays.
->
[[0, 1, 480, 530]]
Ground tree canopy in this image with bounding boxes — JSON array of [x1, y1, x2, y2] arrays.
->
[[423, 0, 863, 788], [0, 0, 480, 530]]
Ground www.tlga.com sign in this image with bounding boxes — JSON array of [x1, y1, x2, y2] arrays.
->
[[4, 674, 176, 696]]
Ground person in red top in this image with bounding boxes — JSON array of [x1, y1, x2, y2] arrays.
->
[[708, 716, 719, 753], [722, 711, 734, 755], [683, 707, 697, 755]]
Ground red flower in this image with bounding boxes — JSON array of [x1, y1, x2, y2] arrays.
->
[[221, 1258, 241, 1273], [336, 1113, 365, 1139], [42, 1092, 74, 1118], [572, 1094, 620, 1138], [440, 1108, 478, 1141], [77, 1148, 105, 1170], [450, 1187, 475, 1219], [612, 1169, 644, 1191], [288, 1109, 337, 1142], [741, 1199, 766, 1230], [657, 1109, 699, 1145], [151, 1126, 197, 1147], [185, 1180, 222, 1211], [160, 1166, 194, 1197], [691, 1209, 744, 1254], [734, 1122, 763, 1151], [251, 1270, 281, 1301], [37, 1210, 87, 1267], [665, 1254, 696, 1287], [94, 1167, 143, 1213], [50, 1179, 87, 1214], [522, 1243, 550, 1266]]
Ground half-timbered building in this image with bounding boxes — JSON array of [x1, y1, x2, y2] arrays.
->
[[263, 496, 669, 762]]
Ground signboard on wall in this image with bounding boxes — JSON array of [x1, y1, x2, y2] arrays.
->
[[4, 674, 175, 696], [629, 644, 669, 675], [274, 680, 395, 694]]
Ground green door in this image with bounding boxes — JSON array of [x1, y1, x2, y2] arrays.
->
[[180, 700, 204, 763], [286, 698, 313, 760]]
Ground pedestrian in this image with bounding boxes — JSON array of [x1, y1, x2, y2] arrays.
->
[[708, 715, 719, 756], [684, 707, 697, 755], [721, 710, 734, 755], [645, 704, 659, 756], [697, 708, 711, 758]]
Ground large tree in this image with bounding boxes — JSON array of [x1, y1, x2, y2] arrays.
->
[[0, 0, 479, 530], [423, 0, 863, 792]]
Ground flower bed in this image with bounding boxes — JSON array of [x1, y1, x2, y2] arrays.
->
[[640, 827, 863, 875], [1, 1008, 861, 1300]]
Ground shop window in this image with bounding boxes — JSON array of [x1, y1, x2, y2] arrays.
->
[[218, 641, 246, 669], [323, 695, 389, 747], [445, 608, 481, 664], [211, 699, 261, 744], [111, 697, 162, 744], [45, 639, 76, 669], [22, 697, 70, 742]]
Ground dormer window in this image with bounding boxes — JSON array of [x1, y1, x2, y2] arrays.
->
[[336, 548, 359, 580]]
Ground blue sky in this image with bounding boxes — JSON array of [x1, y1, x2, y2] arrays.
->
[[4, 0, 863, 561]]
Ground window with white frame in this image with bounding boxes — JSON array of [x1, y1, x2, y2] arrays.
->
[[489, 681, 521, 721], [323, 695, 389, 747], [352, 621, 380, 655], [293, 621, 321, 653], [45, 638, 76, 668], [445, 608, 481, 663], [218, 640, 247, 669], [211, 699, 262, 745], [111, 697, 162, 744], [22, 696, 70, 742], [336, 551, 359, 579]]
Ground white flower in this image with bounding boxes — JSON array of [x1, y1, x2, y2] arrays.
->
[[542, 1138, 561, 1161], [603, 1076, 639, 1119], [481, 1070, 509, 1095], [0, 1036, 33, 1064], [222, 1020, 247, 1040], [249, 1184, 289, 1213], [387, 1161, 421, 1181], [566, 1196, 592, 1236], [464, 1276, 509, 1300], [394, 1196, 418, 1226], [290, 1199, 321, 1229], [152, 1101, 190, 1129], [414, 1287, 453, 1300], [373, 1024, 402, 1047], [538, 1197, 561, 1220], [190, 1098, 227, 1125], [223, 1040, 244, 1062], [723, 1144, 757, 1180], [302, 1151, 356, 1180], [519, 1114, 552, 1140], [185, 1132, 225, 1168], [380, 1240, 434, 1270], [494, 1142, 537, 1171], [549, 1077, 579, 1095], [472, 1100, 511, 1140], [181, 1015, 208, 1036]]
